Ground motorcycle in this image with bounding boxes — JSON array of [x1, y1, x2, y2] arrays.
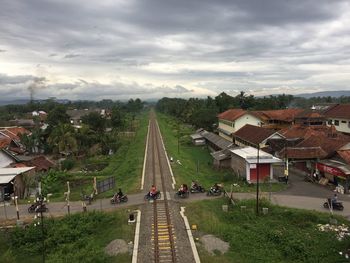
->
[[190, 185, 205, 193], [144, 191, 161, 201], [207, 186, 223, 196], [174, 190, 190, 199], [81, 193, 94, 205], [110, 195, 128, 204], [28, 203, 48, 213], [323, 198, 344, 211]]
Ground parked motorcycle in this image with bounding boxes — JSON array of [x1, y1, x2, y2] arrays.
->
[[144, 191, 161, 201], [174, 190, 190, 199], [323, 198, 344, 211], [110, 195, 128, 204], [81, 193, 94, 205], [28, 203, 48, 213], [207, 185, 223, 196], [190, 185, 205, 193]]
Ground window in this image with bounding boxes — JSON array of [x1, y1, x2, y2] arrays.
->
[[334, 120, 339, 126], [342, 120, 346, 124], [327, 120, 332, 125]]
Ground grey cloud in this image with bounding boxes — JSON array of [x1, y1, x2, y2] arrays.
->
[[0, 49, 6, 53], [64, 54, 80, 59], [0, 74, 34, 85], [0, 1, 350, 99]]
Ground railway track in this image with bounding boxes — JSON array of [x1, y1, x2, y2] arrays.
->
[[150, 118, 177, 263]]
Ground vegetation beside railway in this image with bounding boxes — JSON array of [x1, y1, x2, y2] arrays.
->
[[0, 210, 134, 263], [40, 110, 149, 202], [156, 112, 286, 192], [186, 198, 350, 263]]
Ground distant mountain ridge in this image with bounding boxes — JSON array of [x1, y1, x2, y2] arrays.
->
[[0, 90, 349, 105], [295, 90, 350, 98]]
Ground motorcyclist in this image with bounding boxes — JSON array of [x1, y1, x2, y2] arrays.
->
[[331, 193, 338, 205], [191, 180, 199, 190], [178, 184, 188, 196], [114, 188, 124, 201], [211, 183, 220, 193], [149, 185, 157, 198]]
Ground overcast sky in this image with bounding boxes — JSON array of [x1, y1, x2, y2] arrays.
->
[[1, 0, 350, 101]]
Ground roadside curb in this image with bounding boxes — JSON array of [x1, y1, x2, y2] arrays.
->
[[180, 206, 201, 263]]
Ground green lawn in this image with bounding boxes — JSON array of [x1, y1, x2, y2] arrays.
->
[[0, 210, 135, 263], [40, 111, 149, 202], [156, 112, 286, 192], [186, 198, 350, 263]]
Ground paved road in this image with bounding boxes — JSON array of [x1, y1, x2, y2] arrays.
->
[[1, 165, 350, 221]]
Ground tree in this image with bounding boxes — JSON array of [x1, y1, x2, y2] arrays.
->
[[47, 105, 70, 128], [81, 112, 106, 132], [110, 106, 125, 130], [48, 124, 78, 156]]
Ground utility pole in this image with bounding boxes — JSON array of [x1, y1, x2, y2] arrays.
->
[[256, 144, 260, 215], [177, 121, 180, 154], [284, 139, 289, 184], [66, 181, 70, 215]]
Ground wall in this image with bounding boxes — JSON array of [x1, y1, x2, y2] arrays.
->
[[0, 151, 13, 168], [326, 117, 350, 134], [230, 154, 247, 179]]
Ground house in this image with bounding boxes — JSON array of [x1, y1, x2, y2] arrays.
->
[[277, 124, 350, 179], [323, 104, 350, 134], [0, 127, 29, 151], [254, 108, 304, 130], [233, 124, 284, 149], [199, 130, 233, 152], [190, 133, 206, 146], [0, 148, 55, 172], [0, 167, 35, 199], [217, 109, 262, 141], [217, 108, 304, 141], [294, 108, 326, 127], [66, 108, 108, 128], [230, 146, 282, 183]]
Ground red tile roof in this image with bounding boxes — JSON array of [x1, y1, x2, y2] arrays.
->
[[217, 109, 246, 121], [279, 124, 349, 141], [323, 104, 350, 119], [0, 127, 30, 140], [296, 134, 349, 157], [24, 156, 55, 172], [254, 108, 304, 122], [280, 147, 328, 159], [234, 124, 276, 145], [337, 150, 350, 164], [0, 138, 11, 148]]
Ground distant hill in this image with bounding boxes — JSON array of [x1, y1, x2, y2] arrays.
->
[[295, 90, 350, 98], [0, 99, 71, 106]]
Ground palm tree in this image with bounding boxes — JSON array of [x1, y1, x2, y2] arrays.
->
[[48, 124, 78, 156]]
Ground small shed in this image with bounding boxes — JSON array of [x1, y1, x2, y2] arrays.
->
[[190, 133, 206, 146], [0, 167, 35, 200], [230, 147, 282, 183]]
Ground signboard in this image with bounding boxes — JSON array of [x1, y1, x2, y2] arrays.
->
[[316, 163, 345, 177], [96, 177, 116, 193]]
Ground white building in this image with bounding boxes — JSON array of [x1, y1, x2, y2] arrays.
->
[[217, 109, 262, 141]]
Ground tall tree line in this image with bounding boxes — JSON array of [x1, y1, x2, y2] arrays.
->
[[156, 92, 350, 130]]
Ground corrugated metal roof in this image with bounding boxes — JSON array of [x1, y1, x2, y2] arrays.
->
[[190, 134, 204, 140], [200, 130, 233, 150], [0, 174, 17, 184], [230, 146, 282, 164], [0, 167, 35, 175]]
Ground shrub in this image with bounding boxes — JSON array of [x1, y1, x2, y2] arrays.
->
[[61, 158, 75, 171]]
